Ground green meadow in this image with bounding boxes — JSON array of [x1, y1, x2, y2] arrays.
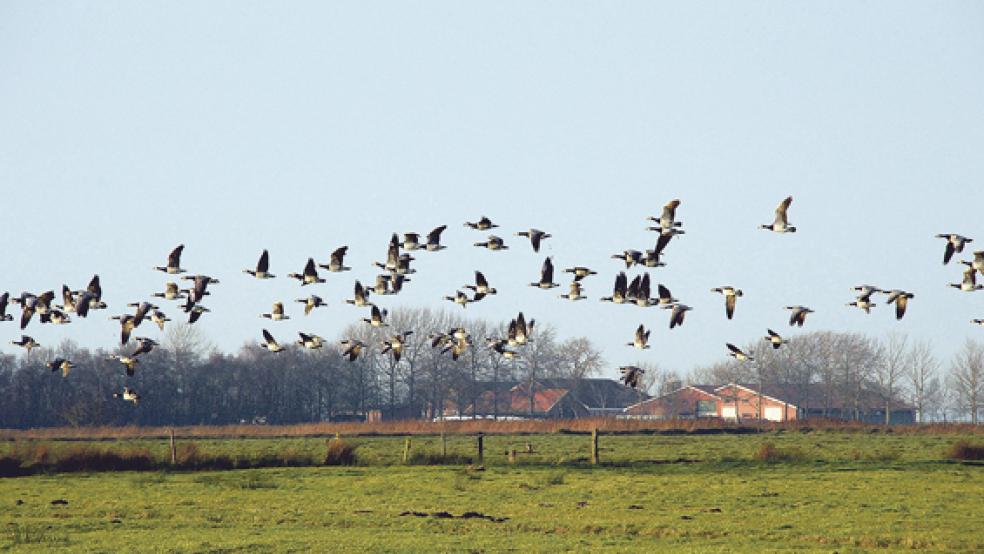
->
[[1, 431, 982, 552]]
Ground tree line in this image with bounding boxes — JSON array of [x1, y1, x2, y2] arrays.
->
[[1, 307, 981, 428], [0, 308, 604, 428]]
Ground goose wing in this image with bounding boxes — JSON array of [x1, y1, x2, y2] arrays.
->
[[167, 244, 184, 268], [774, 196, 793, 225], [303, 258, 318, 278], [475, 271, 489, 289], [427, 225, 447, 245], [331, 246, 348, 265], [725, 294, 737, 319], [257, 249, 270, 273], [540, 257, 554, 284]]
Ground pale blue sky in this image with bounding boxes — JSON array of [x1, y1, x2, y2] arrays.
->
[[2, 2, 983, 378]]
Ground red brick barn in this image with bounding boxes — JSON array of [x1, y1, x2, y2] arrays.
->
[[714, 384, 798, 422], [624, 385, 722, 419]]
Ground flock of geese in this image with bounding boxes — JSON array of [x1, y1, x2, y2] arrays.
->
[[3, 196, 981, 406]]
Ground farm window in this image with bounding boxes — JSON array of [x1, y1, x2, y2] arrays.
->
[[696, 400, 717, 417]]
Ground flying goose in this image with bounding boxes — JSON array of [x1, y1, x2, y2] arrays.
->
[[188, 305, 210, 324], [759, 196, 796, 233], [14, 292, 37, 330], [627, 324, 651, 349], [380, 330, 413, 362], [508, 312, 535, 346], [289, 258, 325, 285], [362, 305, 389, 327], [388, 273, 411, 294], [950, 267, 984, 292], [936, 234, 973, 265], [83, 274, 103, 306], [244, 249, 275, 278], [465, 216, 498, 230], [443, 290, 472, 308], [465, 271, 496, 301], [441, 336, 472, 361], [711, 287, 743, 320], [628, 273, 658, 307], [296, 294, 327, 315], [619, 366, 645, 389], [612, 249, 643, 269], [600, 272, 629, 304], [646, 199, 682, 231], [563, 266, 596, 281], [377, 235, 401, 272], [297, 332, 324, 350], [529, 257, 559, 289], [0, 292, 11, 322], [11, 335, 40, 352], [260, 329, 285, 353], [726, 343, 754, 362], [47, 358, 74, 377], [972, 319, 984, 327], [128, 301, 158, 327], [41, 309, 71, 325], [370, 274, 393, 296], [656, 284, 678, 305], [345, 280, 373, 307], [73, 292, 97, 318], [155, 244, 186, 274], [402, 232, 422, 251], [474, 235, 508, 250], [642, 231, 680, 267], [110, 314, 136, 344], [340, 339, 366, 362], [853, 285, 882, 298], [57, 285, 78, 314], [882, 289, 914, 320], [425, 225, 448, 252], [516, 229, 551, 252], [150, 310, 170, 331], [847, 297, 876, 314], [261, 301, 290, 321], [764, 329, 787, 349], [663, 303, 693, 329], [108, 354, 140, 376], [560, 280, 586, 301], [113, 387, 141, 405], [486, 338, 520, 359], [961, 251, 984, 276], [180, 274, 219, 302], [153, 282, 185, 301], [131, 337, 159, 357], [785, 305, 814, 327], [319, 246, 351, 273]]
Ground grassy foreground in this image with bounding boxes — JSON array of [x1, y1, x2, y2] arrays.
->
[[1, 431, 982, 552]]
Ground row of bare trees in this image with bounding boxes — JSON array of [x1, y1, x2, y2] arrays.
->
[[687, 331, 983, 424], [1, 308, 981, 427], [0, 308, 604, 428]]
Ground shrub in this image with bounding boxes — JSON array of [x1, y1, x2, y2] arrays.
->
[[754, 442, 805, 463], [324, 439, 358, 466], [947, 440, 984, 461]]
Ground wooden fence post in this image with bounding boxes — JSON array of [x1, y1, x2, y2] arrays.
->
[[476, 433, 484, 463], [403, 437, 412, 463], [169, 428, 177, 465], [590, 428, 599, 465], [508, 449, 516, 464], [441, 432, 447, 458]]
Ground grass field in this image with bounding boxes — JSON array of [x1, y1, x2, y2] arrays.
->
[[1, 429, 982, 552]]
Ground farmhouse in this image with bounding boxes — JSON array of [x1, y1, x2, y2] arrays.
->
[[625, 383, 915, 424], [440, 378, 648, 419]]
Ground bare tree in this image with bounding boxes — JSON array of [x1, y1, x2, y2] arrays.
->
[[949, 339, 984, 424], [873, 333, 910, 424], [906, 339, 941, 423]]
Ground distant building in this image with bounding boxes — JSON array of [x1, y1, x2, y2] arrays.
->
[[437, 378, 649, 420], [625, 383, 915, 424]]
